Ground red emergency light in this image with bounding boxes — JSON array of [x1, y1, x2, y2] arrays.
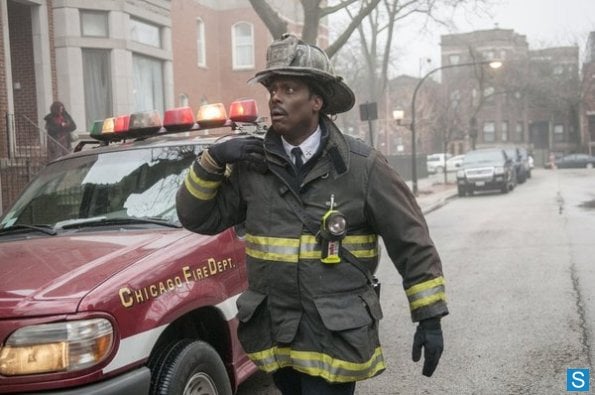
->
[[229, 99, 258, 123], [163, 107, 195, 131]]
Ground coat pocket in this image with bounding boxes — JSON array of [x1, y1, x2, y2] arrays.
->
[[236, 289, 272, 354], [236, 289, 267, 323], [314, 288, 382, 331]]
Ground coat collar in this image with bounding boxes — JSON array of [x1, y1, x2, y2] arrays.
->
[[263, 116, 350, 179]]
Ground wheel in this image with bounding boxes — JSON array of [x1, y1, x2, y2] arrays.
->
[[501, 184, 509, 194], [517, 172, 526, 184], [457, 186, 466, 197], [150, 339, 232, 395]]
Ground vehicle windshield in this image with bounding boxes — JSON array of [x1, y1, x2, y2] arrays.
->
[[463, 150, 503, 165], [0, 145, 202, 229]]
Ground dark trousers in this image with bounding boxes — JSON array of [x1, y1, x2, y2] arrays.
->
[[272, 367, 356, 395]]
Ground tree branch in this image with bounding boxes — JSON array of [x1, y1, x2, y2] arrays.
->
[[326, 0, 381, 58], [248, 0, 288, 40]]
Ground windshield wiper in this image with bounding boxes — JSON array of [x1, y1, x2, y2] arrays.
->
[[59, 217, 182, 230], [0, 224, 57, 236]]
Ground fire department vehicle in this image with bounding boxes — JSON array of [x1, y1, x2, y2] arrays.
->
[[0, 100, 264, 394]]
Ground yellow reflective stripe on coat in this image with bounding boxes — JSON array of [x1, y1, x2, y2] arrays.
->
[[247, 346, 385, 383], [299, 235, 378, 260], [245, 234, 378, 262], [245, 234, 300, 263], [405, 276, 446, 311], [184, 165, 221, 200]]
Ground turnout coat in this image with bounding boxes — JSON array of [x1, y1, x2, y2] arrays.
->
[[176, 116, 448, 383]]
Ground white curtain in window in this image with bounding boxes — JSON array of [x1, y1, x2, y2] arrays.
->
[[196, 19, 206, 66], [233, 22, 254, 69], [133, 54, 164, 114], [83, 49, 112, 129]]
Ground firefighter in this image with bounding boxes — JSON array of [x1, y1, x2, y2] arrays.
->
[[176, 34, 448, 394]]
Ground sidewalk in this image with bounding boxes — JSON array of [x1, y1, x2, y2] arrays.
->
[[406, 176, 458, 215]]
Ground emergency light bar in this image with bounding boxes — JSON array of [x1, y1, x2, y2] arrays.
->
[[90, 99, 259, 142]]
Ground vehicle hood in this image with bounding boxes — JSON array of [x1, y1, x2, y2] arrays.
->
[[462, 161, 505, 169], [0, 231, 187, 317]]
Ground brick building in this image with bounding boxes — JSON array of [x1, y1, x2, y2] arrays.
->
[[439, 28, 580, 165]]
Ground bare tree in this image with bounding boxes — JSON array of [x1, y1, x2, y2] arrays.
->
[[248, 0, 381, 58]]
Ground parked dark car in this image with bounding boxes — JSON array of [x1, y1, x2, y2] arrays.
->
[[504, 146, 529, 183], [456, 148, 516, 196], [517, 147, 532, 179], [554, 153, 595, 169]]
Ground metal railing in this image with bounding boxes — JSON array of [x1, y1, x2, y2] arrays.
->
[[0, 113, 51, 213]]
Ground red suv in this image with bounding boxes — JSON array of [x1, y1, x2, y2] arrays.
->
[[0, 102, 260, 394]]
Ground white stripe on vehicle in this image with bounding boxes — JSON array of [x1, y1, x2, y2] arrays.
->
[[103, 293, 241, 373]]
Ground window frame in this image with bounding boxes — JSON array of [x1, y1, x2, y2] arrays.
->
[[130, 17, 162, 48], [196, 18, 206, 68], [483, 121, 496, 143], [80, 10, 109, 38], [231, 22, 255, 70]]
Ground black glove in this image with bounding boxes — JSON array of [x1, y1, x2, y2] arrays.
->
[[208, 137, 265, 167], [412, 317, 443, 377]]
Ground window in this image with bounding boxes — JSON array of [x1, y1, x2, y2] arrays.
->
[[82, 49, 112, 129], [501, 121, 508, 142], [81, 11, 108, 37], [450, 90, 460, 108], [130, 18, 161, 48], [232, 22, 254, 69], [449, 54, 460, 65], [483, 122, 495, 143], [482, 50, 495, 60], [483, 86, 495, 103], [132, 54, 164, 114], [554, 124, 565, 142], [515, 122, 524, 142], [179, 93, 189, 107], [196, 18, 206, 67]]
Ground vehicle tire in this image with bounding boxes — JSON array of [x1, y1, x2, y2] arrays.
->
[[527, 169, 532, 178], [458, 187, 465, 197], [150, 339, 232, 395], [501, 184, 509, 194], [587, 163, 593, 169]]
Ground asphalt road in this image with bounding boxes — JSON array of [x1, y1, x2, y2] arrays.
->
[[237, 168, 595, 394]]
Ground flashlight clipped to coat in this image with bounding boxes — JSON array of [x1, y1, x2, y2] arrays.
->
[[318, 194, 347, 264]]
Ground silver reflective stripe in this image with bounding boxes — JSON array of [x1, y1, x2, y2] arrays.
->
[[405, 276, 447, 310], [248, 346, 385, 382], [245, 234, 299, 263], [184, 166, 220, 200], [245, 234, 378, 262]]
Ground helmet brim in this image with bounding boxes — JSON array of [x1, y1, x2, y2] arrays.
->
[[249, 68, 355, 115]]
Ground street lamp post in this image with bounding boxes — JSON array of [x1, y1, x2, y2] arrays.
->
[[409, 60, 502, 196]]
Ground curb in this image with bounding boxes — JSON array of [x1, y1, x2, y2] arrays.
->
[[421, 190, 458, 215]]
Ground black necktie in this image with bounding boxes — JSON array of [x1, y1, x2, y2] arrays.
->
[[292, 147, 303, 170]]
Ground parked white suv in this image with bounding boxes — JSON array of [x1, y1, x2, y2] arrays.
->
[[427, 153, 452, 174]]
